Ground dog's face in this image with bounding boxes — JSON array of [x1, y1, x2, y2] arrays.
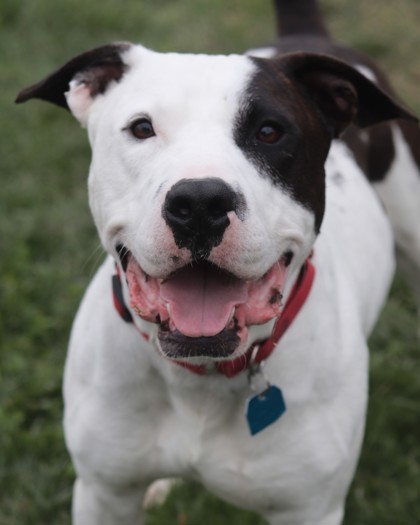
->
[[16, 43, 414, 363], [79, 47, 324, 360]]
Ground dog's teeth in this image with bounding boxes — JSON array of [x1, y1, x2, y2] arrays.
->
[[227, 307, 235, 327], [165, 303, 172, 320]]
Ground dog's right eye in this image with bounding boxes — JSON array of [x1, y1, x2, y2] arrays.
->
[[129, 118, 156, 140], [256, 122, 284, 145]]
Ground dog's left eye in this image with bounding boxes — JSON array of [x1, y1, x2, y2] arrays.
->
[[256, 122, 283, 144], [129, 118, 156, 140]]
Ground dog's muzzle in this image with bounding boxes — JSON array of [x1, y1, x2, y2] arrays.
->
[[118, 250, 289, 361], [116, 177, 292, 361]]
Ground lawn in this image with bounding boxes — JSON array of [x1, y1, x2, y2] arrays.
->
[[1, 0, 419, 524]]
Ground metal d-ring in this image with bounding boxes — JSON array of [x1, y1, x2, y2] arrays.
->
[[247, 345, 271, 394]]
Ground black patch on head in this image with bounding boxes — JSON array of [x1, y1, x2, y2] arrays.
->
[[342, 123, 397, 182], [234, 51, 418, 231], [234, 58, 330, 232], [399, 120, 420, 172], [257, 37, 419, 183]]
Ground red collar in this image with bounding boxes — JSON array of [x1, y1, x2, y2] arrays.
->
[[112, 257, 315, 378]]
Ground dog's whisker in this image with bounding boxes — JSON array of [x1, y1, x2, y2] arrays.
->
[[81, 243, 106, 279]]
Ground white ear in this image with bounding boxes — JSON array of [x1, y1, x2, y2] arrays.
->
[[65, 78, 94, 126]]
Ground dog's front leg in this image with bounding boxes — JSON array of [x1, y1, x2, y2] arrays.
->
[[72, 477, 147, 525]]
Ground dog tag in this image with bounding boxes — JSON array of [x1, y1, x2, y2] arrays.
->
[[246, 385, 286, 436]]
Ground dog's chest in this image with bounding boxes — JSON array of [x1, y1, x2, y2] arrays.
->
[[119, 366, 361, 511]]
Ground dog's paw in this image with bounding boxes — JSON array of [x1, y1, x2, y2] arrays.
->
[[143, 478, 180, 510]]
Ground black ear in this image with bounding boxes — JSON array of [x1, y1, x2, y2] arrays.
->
[[279, 52, 418, 137], [15, 42, 131, 111]]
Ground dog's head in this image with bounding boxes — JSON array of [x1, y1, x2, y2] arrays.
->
[[16, 43, 416, 363]]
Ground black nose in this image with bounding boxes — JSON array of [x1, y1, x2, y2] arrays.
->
[[163, 177, 239, 259]]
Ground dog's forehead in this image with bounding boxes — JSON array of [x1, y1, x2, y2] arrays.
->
[[100, 46, 258, 122], [124, 45, 255, 94]]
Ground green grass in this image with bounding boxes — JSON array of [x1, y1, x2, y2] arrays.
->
[[1, 0, 419, 523]]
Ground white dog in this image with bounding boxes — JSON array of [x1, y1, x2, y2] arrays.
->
[[16, 1, 420, 523]]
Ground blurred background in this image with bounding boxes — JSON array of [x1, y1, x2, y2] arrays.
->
[[1, 1, 419, 523]]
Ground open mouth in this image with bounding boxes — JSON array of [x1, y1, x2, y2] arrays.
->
[[117, 245, 291, 360]]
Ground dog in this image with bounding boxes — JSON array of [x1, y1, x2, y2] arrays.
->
[[16, 1, 420, 523]]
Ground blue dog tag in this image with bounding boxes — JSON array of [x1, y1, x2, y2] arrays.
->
[[246, 385, 286, 436]]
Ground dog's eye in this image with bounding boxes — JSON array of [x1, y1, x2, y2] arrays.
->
[[256, 122, 283, 144], [129, 118, 156, 140]]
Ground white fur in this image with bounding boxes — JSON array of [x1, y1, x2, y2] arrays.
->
[[63, 46, 399, 525], [246, 46, 277, 58], [355, 64, 377, 83], [374, 125, 420, 330]]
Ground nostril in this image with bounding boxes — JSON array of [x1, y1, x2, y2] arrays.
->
[[209, 197, 225, 215], [208, 200, 230, 224], [169, 197, 192, 219], [178, 207, 191, 217]]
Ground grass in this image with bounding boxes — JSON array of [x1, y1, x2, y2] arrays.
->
[[1, 0, 419, 523]]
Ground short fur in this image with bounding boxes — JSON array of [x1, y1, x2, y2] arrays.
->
[[16, 1, 420, 524]]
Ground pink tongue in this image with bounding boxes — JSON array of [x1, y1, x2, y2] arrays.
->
[[160, 265, 248, 337]]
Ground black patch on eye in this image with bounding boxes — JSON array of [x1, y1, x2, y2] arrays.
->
[[256, 122, 285, 144], [234, 58, 331, 232], [234, 101, 298, 183]]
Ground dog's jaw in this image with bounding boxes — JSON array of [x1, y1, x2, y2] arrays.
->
[[123, 251, 289, 360], [124, 252, 289, 360]]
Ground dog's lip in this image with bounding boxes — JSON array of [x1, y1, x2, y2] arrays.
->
[[157, 324, 242, 359], [116, 245, 290, 342]]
